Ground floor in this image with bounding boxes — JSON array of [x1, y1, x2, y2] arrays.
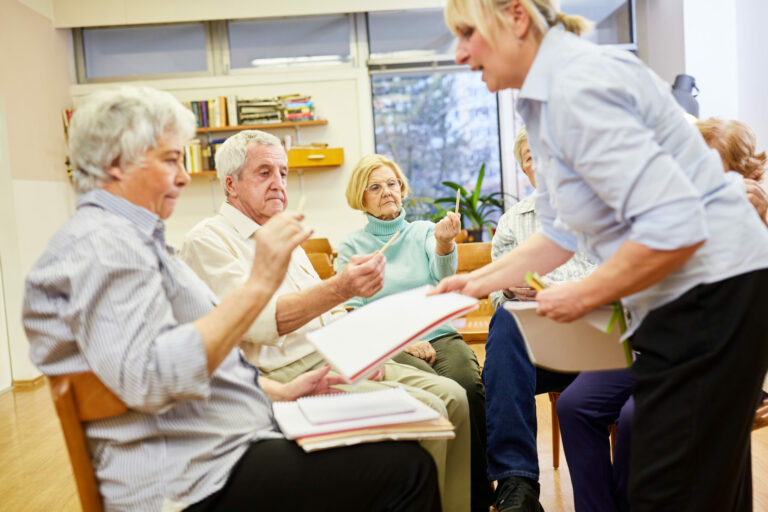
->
[[1, 380, 767, 511]]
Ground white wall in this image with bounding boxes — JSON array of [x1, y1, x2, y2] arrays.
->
[[735, 0, 768, 153], [681, 0, 739, 120], [635, 0, 686, 85], [1, 0, 73, 383], [71, 67, 376, 248]]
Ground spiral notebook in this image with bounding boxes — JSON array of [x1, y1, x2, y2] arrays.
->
[[273, 388, 443, 440]]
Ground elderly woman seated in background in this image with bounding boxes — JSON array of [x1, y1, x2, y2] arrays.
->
[[336, 154, 493, 512], [696, 117, 768, 225], [22, 87, 440, 512]]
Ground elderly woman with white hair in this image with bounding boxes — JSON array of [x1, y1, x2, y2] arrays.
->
[[434, 1, 768, 511], [22, 87, 440, 511], [336, 154, 493, 512]]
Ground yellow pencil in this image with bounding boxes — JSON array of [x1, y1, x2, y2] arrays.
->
[[379, 231, 401, 254], [455, 189, 461, 214]]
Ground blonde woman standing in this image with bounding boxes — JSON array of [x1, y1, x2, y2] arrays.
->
[[435, 1, 768, 511]]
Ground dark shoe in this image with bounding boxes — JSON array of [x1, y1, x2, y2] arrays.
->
[[494, 476, 544, 512]]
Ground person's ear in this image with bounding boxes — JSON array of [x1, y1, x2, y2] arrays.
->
[[104, 158, 124, 180], [224, 175, 238, 198], [506, 0, 532, 39]]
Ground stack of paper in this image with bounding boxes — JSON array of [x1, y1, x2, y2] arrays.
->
[[504, 302, 631, 372], [273, 387, 454, 452], [306, 286, 478, 383]]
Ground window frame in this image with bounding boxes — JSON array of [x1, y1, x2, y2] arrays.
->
[[73, 22, 218, 84]]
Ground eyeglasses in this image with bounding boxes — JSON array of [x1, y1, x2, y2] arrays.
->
[[366, 179, 402, 196]]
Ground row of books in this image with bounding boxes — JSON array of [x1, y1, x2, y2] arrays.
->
[[183, 138, 226, 173], [184, 94, 317, 128]]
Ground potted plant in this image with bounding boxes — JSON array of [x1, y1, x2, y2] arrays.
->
[[432, 163, 508, 242]]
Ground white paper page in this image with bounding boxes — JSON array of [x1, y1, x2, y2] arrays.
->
[[306, 286, 477, 382], [300, 431, 455, 453], [503, 302, 627, 372], [297, 387, 416, 424], [273, 388, 440, 439]]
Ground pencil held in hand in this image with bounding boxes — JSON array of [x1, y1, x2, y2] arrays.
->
[[295, 195, 307, 216], [455, 189, 461, 214], [379, 231, 401, 254], [524, 271, 547, 291]]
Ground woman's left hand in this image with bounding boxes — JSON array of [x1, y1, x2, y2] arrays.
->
[[282, 365, 346, 400], [434, 212, 462, 243], [535, 281, 592, 322]]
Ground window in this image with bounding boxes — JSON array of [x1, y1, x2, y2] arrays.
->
[[80, 23, 209, 79], [372, 70, 502, 223], [368, 9, 505, 228], [563, 0, 636, 47], [227, 15, 351, 69]]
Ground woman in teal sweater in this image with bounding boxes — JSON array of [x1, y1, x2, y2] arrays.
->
[[336, 154, 492, 512]]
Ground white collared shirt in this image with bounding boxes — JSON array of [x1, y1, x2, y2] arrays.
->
[[517, 26, 768, 335], [181, 202, 345, 371]]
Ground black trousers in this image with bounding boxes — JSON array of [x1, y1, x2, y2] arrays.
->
[[629, 269, 768, 512], [185, 439, 441, 512]]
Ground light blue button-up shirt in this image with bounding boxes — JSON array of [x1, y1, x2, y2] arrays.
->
[[518, 26, 768, 335], [23, 189, 282, 511]]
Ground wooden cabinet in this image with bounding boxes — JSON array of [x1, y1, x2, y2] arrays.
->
[[287, 147, 344, 168]]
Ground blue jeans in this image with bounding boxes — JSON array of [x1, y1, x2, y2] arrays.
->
[[483, 307, 577, 481]]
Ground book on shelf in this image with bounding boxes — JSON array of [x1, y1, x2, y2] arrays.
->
[[272, 387, 454, 452], [305, 286, 478, 383], [503, 301, 631, 372], [183, 140, 204, 174], [185, 97, 229, 128]]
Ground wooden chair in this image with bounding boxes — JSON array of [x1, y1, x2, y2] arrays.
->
[[547, 391, 618, 470], [49, 372, 127, 512], [754, 396, 768, 431], [456, 242, 492, 274], [301, 238, 336, 262], [306, 252, 336, 280]]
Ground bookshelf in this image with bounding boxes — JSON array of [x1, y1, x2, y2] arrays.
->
[[196, 119, 327, 133], [189, 119, 343, 194]]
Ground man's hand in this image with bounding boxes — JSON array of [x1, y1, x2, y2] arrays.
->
[[262, 365, 346, 402], [336, 252, 386, 300], [745, 178, 768, 226], [404, 340, 436, 366], [509, 286, 538, 301], [250, 212, 312, 292], [367, 366, 386, 382], [535, 281, 592, 322]]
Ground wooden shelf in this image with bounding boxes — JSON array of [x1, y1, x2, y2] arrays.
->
[[189, 170, 217, 177], [196, 120, 328, 133]]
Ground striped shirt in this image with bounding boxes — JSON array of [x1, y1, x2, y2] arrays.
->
[[23, 189, 282, 512], [490, 194, 597, 309]]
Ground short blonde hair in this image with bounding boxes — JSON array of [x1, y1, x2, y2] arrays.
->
[[513, 126, 529, 167], [697, 118, 767, 181], [445, 0, 593, 46], [346, 154, 410, 212]]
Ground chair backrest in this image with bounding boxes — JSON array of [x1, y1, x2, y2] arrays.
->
[[456, 242, 492, 274], [301, 238, 334, 259], [306, 252, 336, 279], [49, 372, 127, 512], [755, 396, 768, 431]]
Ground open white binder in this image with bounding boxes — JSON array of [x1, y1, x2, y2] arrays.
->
[[503, 302, 629, 372], [306, 286, 478, 383]]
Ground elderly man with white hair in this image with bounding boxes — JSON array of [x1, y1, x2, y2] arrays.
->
[[181, 130, 472, 512], [22, 86, 440, 512]]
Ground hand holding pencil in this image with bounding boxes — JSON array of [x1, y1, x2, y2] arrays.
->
[[434, 189, 462, 245]]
